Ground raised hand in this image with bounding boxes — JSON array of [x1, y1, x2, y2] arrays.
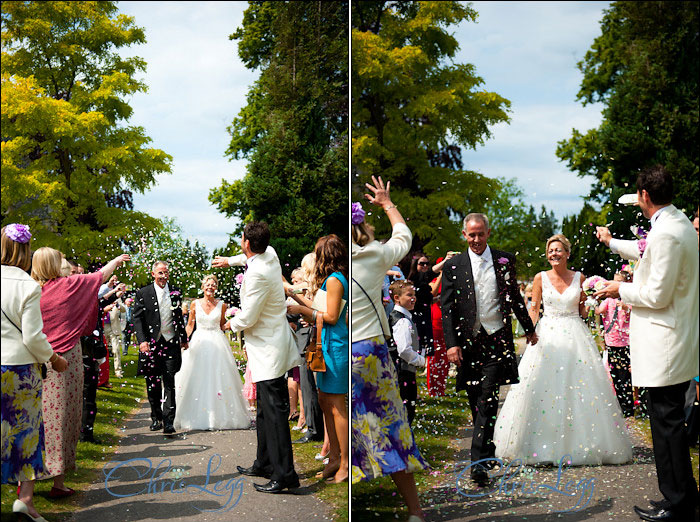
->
[[364, 175, 392, 209], [114, 254, 130, 266], [595, 226, 612, 246], [212, 256, 229, 268]]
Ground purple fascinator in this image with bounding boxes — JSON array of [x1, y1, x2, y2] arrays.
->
[[5, 224, 32, 244], [351, 202, 365, 225]]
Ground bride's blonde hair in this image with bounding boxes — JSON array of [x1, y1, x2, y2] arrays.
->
[[546, 234, 571, 254], [201, 274, 218, 289]]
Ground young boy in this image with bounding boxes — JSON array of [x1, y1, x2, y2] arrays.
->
[[388, 280, 426, 425]]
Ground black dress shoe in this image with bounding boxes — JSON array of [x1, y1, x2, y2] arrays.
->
[[150, 420, 163, 431], [649, 499, 671, 510], [79, 433, 102, 444], [237, 465, 271, 479], [253, 477, 300, 494], [293, 434, 321, 444], [634, 505, 682, 521], [470, 468, 489, 487], [163, 425, 176, 434]]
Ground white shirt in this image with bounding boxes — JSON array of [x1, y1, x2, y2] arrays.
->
[[610, 205, 671, 254], [392, 305, 425, 368], [468, 246, 504, 335], [153, 283, 175, 341]]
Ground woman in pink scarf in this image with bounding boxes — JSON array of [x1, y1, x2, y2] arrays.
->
[[30, 248, 129, 498]]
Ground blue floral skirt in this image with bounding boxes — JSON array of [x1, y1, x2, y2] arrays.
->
[[1, 363, 45, 484], [351, 337, 429, 483]]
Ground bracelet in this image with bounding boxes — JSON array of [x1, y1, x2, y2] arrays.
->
[[49, 354, 58, 363], [384, 204, 397, 211], [312, 310, 318, 322]]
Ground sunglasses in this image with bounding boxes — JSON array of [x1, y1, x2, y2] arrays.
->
[[418, 261, 429, 266]]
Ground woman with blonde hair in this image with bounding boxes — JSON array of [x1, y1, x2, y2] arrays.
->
[[31, 246, 129, 498], [494, 233, 632, 465], [2, 225, 69, 522], [174, 274, 250, 431], [287, 235, 349, 483]]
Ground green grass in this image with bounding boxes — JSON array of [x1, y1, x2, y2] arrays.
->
[[352, 377, 472, 521], [1, 348, 147, 521]]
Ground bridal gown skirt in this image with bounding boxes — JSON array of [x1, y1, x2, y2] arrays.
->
[[494, 313, 633, 466], [174, 328, 251, 431]]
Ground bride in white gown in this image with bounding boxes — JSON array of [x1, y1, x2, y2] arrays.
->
[[174, 275, 250, 431], [494, 234, 632, 466]]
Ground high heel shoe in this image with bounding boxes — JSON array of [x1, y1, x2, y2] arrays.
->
[[12, 499, 48, 522]]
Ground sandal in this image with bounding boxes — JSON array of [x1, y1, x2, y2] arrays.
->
[[48, 486, 75, 499], [288, 412, 299, 422]]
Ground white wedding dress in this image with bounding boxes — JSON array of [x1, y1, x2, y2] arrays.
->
[[174, 300, 251, 431], [494, 271, 633, 465]]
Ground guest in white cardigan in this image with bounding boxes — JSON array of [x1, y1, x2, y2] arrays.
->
[[1, 224, 68, 522]]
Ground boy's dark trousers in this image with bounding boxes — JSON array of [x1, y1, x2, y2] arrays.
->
[[606, 344, 633, 417], [398, 368, 418, 425]]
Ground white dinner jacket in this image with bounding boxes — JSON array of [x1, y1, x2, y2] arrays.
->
[[615, 205, 699, 387], [227, 246, 301, 383]]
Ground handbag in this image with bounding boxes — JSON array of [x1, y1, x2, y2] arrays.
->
[[2, 307, 48, 378], [305, 312, 326, 372]]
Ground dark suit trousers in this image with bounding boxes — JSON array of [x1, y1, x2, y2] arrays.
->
[[464, 327, 508, 464], [398, 369, 418, 425], [299, 362, 323, 439], [647, 382, 699, 513], [606, 344, 634, 417], [254, 376, 298, 484], [81, 355, 100, 435], [145, 337, 180, 425]]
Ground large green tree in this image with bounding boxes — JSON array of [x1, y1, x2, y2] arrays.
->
[[1, 1, 171, 257], [556, 1, 698, 277], [209, 1, 348, 273], [557, 3, 698, 209], [352, 1, 510, 254]]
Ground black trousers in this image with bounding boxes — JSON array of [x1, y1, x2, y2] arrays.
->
[[253, 376, 298, 484], [606, 344, 633, 417], [145, 337, 180, 426], [299, 362, 323, 439], [464, 328, 505, 464], [647, 382, 699, 514], [81, 355, 100, 435], [398, 368, 418, 425]]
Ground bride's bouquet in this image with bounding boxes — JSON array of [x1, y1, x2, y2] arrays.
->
[[582, 275, 607, 323], [582, 275, 607, 297], [225, 306, 240, 320]]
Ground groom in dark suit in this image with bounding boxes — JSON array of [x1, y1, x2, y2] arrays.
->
[[441, 213, 538, 486], [132, 260, 188, 435]]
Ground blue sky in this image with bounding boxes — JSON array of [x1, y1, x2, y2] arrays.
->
[[118, 1, 610, 253]]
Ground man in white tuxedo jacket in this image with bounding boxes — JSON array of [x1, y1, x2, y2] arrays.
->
[[596, 165, 699, 521], [213, 222, 301, 493]]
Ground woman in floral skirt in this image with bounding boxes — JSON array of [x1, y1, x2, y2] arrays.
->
[[350, 177, 428, 522], [1, 224, 68, 522]]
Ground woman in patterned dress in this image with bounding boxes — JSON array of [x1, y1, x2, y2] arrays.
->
[[31, 247, 129, 498], [1, 225, 68, 522], [351, 177, 428, 522]]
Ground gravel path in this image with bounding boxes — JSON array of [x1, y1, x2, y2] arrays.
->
[[68, 401, 333, 522]]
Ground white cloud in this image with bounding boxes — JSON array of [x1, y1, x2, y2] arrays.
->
[[116, 1, 256, 252], [452, 1, 610, 222]]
